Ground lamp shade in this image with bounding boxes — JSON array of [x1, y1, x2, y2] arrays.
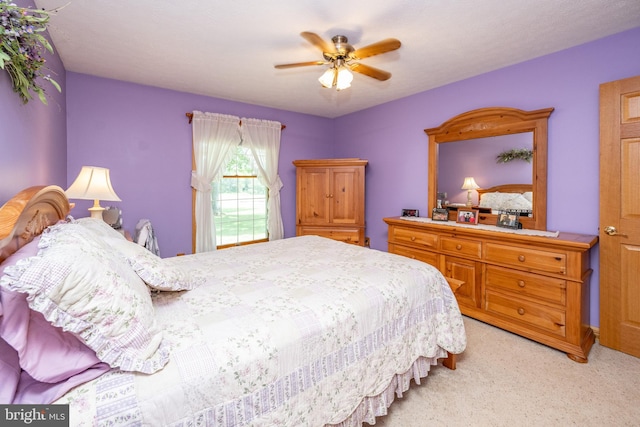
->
[[318, 68, 336, 88], [461, 177, 480, 190], [66, 166, 121, 219], [66, 166, 121, 201], [335, 67, 353, 91], [318, 66, 353, 90]]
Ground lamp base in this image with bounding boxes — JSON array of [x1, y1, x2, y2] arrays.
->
[[88, 206, 105, 220], [466, 191, 474, 207]]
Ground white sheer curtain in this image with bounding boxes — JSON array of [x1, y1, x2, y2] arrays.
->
[[241, 118, 284, 241], [191, 111, 241, 252]]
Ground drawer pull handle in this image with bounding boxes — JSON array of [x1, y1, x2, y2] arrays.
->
[[518, 255, 526, 262], [411, 236, 416, 241], [518, 280, 525, 288], [517, 308, 525, 315], [456, 244, 462, 250]]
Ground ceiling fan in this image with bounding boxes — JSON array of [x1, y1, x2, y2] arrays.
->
[[275, 32, 401, 90]]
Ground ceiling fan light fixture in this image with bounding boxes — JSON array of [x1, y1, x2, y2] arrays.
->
[[336, 67, 353, 91], [318, 68, 335, 88]]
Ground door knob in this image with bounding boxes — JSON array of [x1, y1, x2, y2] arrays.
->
[[604, 226, 626, 236]]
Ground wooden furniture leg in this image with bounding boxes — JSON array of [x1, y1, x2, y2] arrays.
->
[[442, 352, 457, 370]]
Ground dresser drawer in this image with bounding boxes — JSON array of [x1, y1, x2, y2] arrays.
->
[[486, 266, 566, 305], [485, 243, 567, 275], [298, 227, 362, 245], [389, 243, 439, 268], [440, 237, 482, 259], [485, 291, 566, 337], [390, 226, 438, 249]]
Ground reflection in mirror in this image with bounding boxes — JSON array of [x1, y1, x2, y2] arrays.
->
[[425, 107, 554, 230], [438, 133, 533, 206]]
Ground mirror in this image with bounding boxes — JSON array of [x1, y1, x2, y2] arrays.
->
[[437, 133, 533, 205], [425, 107, 554, 230]]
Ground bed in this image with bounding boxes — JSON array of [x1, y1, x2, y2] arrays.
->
[[0, 185, 466, 426], [477, 184, 533, 214]]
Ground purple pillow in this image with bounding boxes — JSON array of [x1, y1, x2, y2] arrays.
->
[[0, 337, 20, 403], [0, 287, 104, 382]]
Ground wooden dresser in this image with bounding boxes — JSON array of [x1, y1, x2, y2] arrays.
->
[[294, 159, 367, 246], [384, 217, 598, 362]]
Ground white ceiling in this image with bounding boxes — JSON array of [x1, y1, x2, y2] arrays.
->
[[37, 0, 640, 118]]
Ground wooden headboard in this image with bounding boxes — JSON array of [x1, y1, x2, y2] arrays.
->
[[0, 186, 70, 264], [477, 184, 533, 202]]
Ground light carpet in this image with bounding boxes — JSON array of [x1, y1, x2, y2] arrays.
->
[[373, 316, 640, 426]]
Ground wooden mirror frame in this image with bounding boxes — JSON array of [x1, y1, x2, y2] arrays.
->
[[425, 106, 554, 230]]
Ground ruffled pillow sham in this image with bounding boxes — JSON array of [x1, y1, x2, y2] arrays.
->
[[73, 218, 195, 292], [0, 235, 109, 404], [0, 222, 169, 374]]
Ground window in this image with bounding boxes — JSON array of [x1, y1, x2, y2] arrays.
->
[[212, 145, 268, 247]]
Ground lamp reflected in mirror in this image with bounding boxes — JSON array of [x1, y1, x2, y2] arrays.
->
[[461, 176, 479, 207]]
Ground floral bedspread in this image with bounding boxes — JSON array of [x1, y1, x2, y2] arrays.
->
[[56, 235, 466, 426]]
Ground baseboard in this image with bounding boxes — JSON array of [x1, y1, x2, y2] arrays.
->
[[591, 326, 600, 342]]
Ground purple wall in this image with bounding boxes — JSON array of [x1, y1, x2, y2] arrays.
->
[[66, 73, 334, 257], [0, 0, 67, 201], [334, 26, 640, 327]]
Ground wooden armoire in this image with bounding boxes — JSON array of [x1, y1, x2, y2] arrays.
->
[[293, 158, 367, 246]]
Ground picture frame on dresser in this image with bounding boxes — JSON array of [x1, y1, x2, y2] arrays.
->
[[456, 209, 478, 224], [402, 208, 419, 217], [496, 210, 520, 229], [432, 208, 449, 221]]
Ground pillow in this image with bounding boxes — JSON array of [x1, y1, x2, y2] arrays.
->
[[0, 235, 109, 404], [1, 235, 101, 382], [478, 192, 501, 209], [0, 222, 169, 374], [501, 193, 532, 210], [478, 191, 532, 211], [0, 337, 20, 403], [1, 286, 103, 383], [73, 217, 126, 241], [74, 218, 194, 292], [112, 239, 196, 291]]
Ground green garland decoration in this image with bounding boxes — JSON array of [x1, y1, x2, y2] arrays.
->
[[0, 1, 61, 104], [496, 148, 533, 164]]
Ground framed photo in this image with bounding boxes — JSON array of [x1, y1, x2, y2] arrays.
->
[[402, 208, 419, 217], [496, 210, 520, 229], [431, 208, 449, 221], [456, 209, 479, 225]]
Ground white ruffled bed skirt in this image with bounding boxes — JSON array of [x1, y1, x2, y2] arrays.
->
[[328, 354, 444, 427]]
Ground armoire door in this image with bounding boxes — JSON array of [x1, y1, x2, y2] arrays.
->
[[599, 74, 640, 358], [330, 167, 364, 226], [296, 167, 331, 225]]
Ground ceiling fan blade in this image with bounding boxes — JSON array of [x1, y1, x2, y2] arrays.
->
[[274, 61, 326, 69], [350, 62, 392, 81], [300, 31, 336, 53], [352, 38, 401, 60]]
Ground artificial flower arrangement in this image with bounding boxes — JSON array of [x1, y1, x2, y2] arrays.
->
[[496, 148, 533, 164], [0, 1, 61, 104]]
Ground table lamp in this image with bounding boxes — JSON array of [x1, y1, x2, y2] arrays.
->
[[461, 177, 479, 207], [65, 166, 121, 219]]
